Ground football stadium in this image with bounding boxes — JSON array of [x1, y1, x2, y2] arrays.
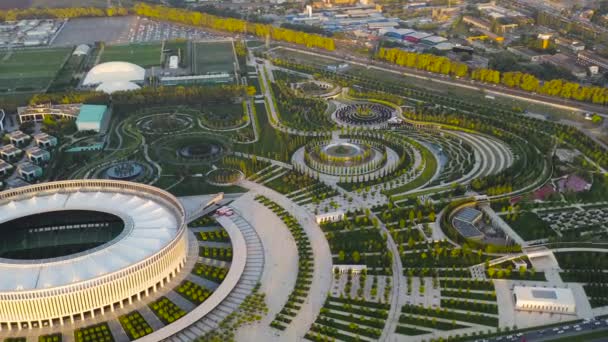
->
[[0, 180, 188, 330]]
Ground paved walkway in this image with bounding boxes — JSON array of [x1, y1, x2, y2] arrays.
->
[[235, 180, 333, 341]]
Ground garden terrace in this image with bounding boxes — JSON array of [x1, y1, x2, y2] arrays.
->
[[149, 296, 186, 325], [327, 227, 393, 275], [74, 323, 114, 342], [118, 311, 153, 340], [270, 81, 334, 131], [305, 296, 389, 342], [220, 155, 271, 178], [192, 263, 229, 283], [401, 246, 494, 268], [440, 298, 498, 315], [400, 129, 475, 186], [335, 132, 415, 190], [199, 246, 233, 262], [503, 211, 556, 241], [557, 252, 608, 307], [255, 195, 314, 330], [196, 228, 230, 242], [286, 182, 339, 206], [38, 334, 61, 342], [262, 171, 322, 195], [440, 279, 495, 291], [401, 304, 499, 328], [176, 280, 213, 305]]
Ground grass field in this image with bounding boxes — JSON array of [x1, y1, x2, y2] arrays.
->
[[100, 43, 163, 67], [507, 212, 556, 241], [0, 47, 71, 93], [192, 41, 235, 75]]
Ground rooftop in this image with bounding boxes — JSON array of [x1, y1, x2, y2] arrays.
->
[[77, 105, 108, 123], [0, 144, 21, 155], [7, 130, 29, 140], [454, 207, 482, 223], [17, 161, 41, 173], [514, 286, 575, 306]]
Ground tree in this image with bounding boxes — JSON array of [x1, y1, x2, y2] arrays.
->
[[352, 251, 361, 263], [338, 250, 345, 262]]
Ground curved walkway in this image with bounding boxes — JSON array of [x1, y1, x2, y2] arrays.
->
[[155, 213, 264, 342], [237, 180, 333, 341]]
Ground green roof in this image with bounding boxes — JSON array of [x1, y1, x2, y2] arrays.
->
[[77, 105, 107, 124]]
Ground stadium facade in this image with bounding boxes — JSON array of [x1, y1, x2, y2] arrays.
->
[[0, 180, 188, 330]]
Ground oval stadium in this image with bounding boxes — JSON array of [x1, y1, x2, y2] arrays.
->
[[0, 180, 188, 330]]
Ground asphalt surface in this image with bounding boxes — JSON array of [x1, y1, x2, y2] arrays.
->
[[475, 318, 608, 342]]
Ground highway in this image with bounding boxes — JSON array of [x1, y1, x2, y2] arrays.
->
[[273, 43, 608, 117], [475, 318, 608, 342]]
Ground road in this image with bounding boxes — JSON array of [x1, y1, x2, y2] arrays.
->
[[478, 318, 608, 342]]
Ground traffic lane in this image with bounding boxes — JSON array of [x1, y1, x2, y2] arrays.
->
[[480, 319, 608, 342]]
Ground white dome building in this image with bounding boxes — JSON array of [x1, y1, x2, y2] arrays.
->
[[83, 61, 145, 93], [96, 80, 141, 94]]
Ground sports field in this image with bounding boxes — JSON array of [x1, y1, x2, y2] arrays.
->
[[0, 47, 71, 93], [99, 43, 163, 67], [191, 41, 235, 75]]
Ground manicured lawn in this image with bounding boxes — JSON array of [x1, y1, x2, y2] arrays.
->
[[74, 323, 114, 342], [100, 43, 162, 67], [507, 211, 556, 241], [119, 311, 153, 340], [192, 41, 235, 75], [0, 47, 71, 92]]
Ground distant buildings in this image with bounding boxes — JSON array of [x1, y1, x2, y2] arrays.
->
[[577, 51, 608, 72]]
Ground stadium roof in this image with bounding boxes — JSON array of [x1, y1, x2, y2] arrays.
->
[[77, 104, 107, 123], [95, 80, 141, 94], [0, 188, 180, 291], [82, 61, 145, 87]]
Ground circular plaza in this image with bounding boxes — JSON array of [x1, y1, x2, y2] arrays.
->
[[333, 103, 396, 127]]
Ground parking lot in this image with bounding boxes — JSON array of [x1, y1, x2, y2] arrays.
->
[[52, 16, 228, 47], [126, 17, 228, 43]]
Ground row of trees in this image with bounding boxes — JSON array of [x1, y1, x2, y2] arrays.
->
[[133, 3, 335, 51], [377, 48, 469, 77], [111, 85, 247, 113], [0, 7, 128, 21], [0, 4, 335, 50], [378, 47, 608, 105]]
